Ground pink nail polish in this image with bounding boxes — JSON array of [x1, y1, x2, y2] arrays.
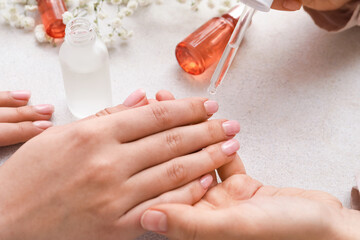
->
[[123, 89, 146, 107], [204, 100, 218, 115], [222, 120, 240, 136], [200, 174, 213, 189], [33, 121, 53, 130], [221, 139, 240, 155], [141, 210, 168, 232], [283, 0, 302, 10], [10, 90, 31, 101], [33, 104, 54, 114]]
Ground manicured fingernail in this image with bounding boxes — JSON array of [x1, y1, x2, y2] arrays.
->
[[123, 89, 146, 107], [222, 120, 240, 136], [10, 90, 31, 100], [33, 121, 53, 129], [200, 174, 213, 189], [204, 100, 218, 115], [33, 104, 54, 114], [221, 139, 240, 155], [283, 0, 302, 10], [141, 210, 167, 232]]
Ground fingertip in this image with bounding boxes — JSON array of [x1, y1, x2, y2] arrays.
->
[[156, 90, 175, 101], [123, 89, 147, 107], [271, 0, 302, 11], [141, 210, 168, 233], [10, 90, 31, 101]]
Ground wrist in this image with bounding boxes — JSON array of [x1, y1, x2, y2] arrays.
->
[[332, 209, 360, 240]]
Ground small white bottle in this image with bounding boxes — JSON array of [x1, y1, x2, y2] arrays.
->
[[59, 17, 112, 119]]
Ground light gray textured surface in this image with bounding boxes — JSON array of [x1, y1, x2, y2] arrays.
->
[[1, 1, 360, 239]]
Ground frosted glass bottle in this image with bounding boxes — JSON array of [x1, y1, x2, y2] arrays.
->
[[59, 18, 112, 119]]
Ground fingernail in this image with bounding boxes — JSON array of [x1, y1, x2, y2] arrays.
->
[[33, 104, 54, 114], [10, 90, 31, 101], [222, 120, 240, 136], [204, 100, 218, 115], [283, 0, 302, 10], [141, 210, 167, 232], [33, 121, 53, 130], [221, 139, 240, 155], [200, 174, 213, 189], [123, 89, 146, 107]]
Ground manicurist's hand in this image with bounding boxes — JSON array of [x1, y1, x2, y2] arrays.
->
[[271, 0, 351, 11], [0, 95, 241, 240], [0, 90, 54, 147], [142, 156, 360, 240]]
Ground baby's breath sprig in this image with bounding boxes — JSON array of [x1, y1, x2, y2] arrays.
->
[[0, 0, 241, 47]]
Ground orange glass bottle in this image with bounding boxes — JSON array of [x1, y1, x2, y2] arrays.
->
[[37, 0, 67, 38], [175, 5, 245, 75]]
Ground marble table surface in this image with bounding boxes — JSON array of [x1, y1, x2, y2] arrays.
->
[[1, 1, 360, 238]]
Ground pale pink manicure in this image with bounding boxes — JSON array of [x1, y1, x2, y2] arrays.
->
[[221, 139, 240, 155], [283, 0, 302, 10], [33, 121, 53, 130], [200, 174, 213, 189], [33, 104, 54, 114], [141, 210, 168, 232], [222, 120, 240, 136], [204, 100, 218, 115], [123, 89, 146, 107], [10, 90, 31, 101]]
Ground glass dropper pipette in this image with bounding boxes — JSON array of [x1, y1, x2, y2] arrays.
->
[[207, 0, 274, 94], [208, 5, 255, 94]]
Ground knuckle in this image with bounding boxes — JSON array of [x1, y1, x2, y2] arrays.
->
[[165, 131, 182, 154], [95, 108, 111, 117], [166, 161, 186, 183], [206, 120, 222, 140], [150, 104, 171, 126], [16, 122, 27, 134], [203, 144, 222, 166], [16, 106, 28, 117]]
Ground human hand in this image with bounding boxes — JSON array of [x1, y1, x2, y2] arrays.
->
[[0, 95, 241, 240], [0, 90, 54, 147], [141, 157, 360, 240], [271, 0, 351, 11]]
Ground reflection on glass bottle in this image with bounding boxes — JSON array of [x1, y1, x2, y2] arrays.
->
[[59, 18, 112, 119]]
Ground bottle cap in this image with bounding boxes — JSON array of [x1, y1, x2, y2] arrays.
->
[[240, 0, 274, 12]]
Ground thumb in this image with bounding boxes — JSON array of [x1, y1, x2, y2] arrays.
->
[[271, 0, 302, 11], [140, 204, 224, 240]]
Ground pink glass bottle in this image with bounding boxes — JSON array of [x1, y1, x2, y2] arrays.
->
[[175, 5, 245, 75], [38, 0, 67, 38]]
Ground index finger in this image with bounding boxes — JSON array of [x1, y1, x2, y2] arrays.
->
[[105, 98, 218, 143]]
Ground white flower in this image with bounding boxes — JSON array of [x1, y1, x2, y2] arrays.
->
[[24, 5, 38, 12], [127, 0, 138, 10], [62, 11, 74, 25], [78, 0, 90, 7], [222, 0, 231, 7], [34, 24, 53, 43], [117, 11, 125, 19], [22, 16, 35, 30], [123, 7, 133, 16], [0, 0, 6, 10], [207, 0, 215, 8], [102, 35, 114, 47], [111, 17, 122, 28], [177, 0, 187, 3], [97, 11, 107, 20], [27, 0, 37, 5], [86, 2, 94, 14], [13, 0, 27, 4], [138, 0, 152, 7], [218, 6, 229, 14], [111, 0, 122, 5]]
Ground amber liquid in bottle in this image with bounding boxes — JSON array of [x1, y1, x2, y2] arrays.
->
[[175, 5, 244, 75], [37, 0, 67, 38]]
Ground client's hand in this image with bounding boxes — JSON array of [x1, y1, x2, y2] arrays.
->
[[0, 96, 241, 240], [142, 156, 360, 240], [271, 0, 351, 11], [0, 90, 54, 147]]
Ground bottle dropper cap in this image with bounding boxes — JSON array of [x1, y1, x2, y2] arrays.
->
[[240, 0, 274, 11]]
